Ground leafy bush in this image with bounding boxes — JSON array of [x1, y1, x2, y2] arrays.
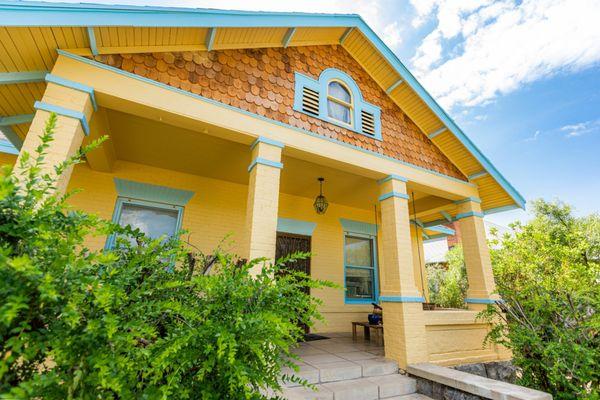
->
[[480, 200, 600, 399], [427, 245, 468, 308], [0, 114, 331, 399]]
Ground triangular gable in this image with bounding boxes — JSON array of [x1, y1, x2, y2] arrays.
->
[[0, 0, 525, 212]]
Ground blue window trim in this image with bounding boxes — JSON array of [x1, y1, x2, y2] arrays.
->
[[294, 69, 382, 141], [105, 178, 193, 249], [105, 197, 184, 249], [277, 217, 316, 236], [343, 230, 379, 305]]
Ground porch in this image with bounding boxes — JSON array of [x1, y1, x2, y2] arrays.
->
[[7, 50, 505, 369]]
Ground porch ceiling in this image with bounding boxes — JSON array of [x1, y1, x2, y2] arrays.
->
[[105, 109, 442, 213]]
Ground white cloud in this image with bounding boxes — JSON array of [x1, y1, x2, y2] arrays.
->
[[409, 0, 600, 110], [523, 130, 541, 142], [560, 120, 600, 138]]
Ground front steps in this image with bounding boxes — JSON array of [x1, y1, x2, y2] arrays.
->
[[273, 334, 434, 400]]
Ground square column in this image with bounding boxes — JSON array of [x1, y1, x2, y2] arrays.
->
[[243, 137, 284, 268], [15, 74, 95, 195], [377, 175, 427, 368], [455, 198, 498, 310]]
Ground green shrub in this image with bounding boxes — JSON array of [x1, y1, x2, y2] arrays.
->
[[480, 200, 600, 399], [427, 245, 467, 308], [0, 114, 332, 399]]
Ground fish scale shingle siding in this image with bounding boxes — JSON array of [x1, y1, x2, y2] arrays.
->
[[92, 45, 465, 180]]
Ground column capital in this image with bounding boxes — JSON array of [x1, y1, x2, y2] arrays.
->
[[250, 136, 285, 150], [378, 191, 409, 202], [247, 157, 283, 172], [377, 174, 408, 185], [34, 101, 90, 135]]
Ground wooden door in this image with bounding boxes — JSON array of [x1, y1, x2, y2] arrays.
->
[[275, 233, 311, 333]]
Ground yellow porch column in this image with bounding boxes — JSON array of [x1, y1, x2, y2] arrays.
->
[[456, 198, 498, 310], [243, 137, 284, 268], [15, 74, 95, 195], [378, 175, 427, 368]]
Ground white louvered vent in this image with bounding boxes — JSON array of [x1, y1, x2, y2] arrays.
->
[[301, 87, 320, 116], [361, 110, 376, 136]]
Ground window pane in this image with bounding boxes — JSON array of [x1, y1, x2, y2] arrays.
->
[[345, 267, 374, 299], [327, 100, 351, 124], [118, 202, 179, 241], [328, 81, 351, 103], [345, 236, 373, 267]]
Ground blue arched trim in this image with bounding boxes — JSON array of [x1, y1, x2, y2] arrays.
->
[[293, 68, 382, 140]]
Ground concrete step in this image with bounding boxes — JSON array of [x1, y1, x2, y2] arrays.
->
[[281, 375, 419, 400]]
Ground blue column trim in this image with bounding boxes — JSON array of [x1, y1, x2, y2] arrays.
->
[[0, 70, 47, 84], [454, 196, 481, 205], [33, 101, 89, 136], [0, 139, 18, 155], [0, 113, 34, 126], [45, 73, 97, 111], [247, 157, 283, 172], [378, 191, 409, 201], [114, 178, 195, 206], [206, 27, 216, 51], [277, 217, 316, 236], [282, 27, 296, 47], [379, 296, 425, 303], [468, 171, 488, 180], [466, 298, 498, 304], [455, 211, 485, 220], [377, 174, 408, 184], [428, 127, 447, 139], [250, 136, 285, 150], [86, 26, 99, 55]]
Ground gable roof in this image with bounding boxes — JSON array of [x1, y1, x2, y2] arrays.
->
[[0, 0, 525, 212]]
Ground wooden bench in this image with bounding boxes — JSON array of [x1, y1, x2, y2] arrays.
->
[[351, 321, 384, 346]]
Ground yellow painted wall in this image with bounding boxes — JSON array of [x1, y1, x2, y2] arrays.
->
[[423, 310, 508, 366], [65, 158, 378, 333]]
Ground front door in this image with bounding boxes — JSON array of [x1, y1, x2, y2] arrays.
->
[[275, 232, 311, 333]]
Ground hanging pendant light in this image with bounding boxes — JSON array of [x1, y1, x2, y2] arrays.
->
[[313, 177, 329, 215]]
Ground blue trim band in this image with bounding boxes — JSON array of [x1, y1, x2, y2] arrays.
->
[[339, 27, 354, 44], [45, 73, 97, 111], [468, 171, 488, 180], [0, 70, 47, 84], [250, 136, 285, 150], [378, 191, 409, 201], [247, 157, 283, 172], [386, 79, 403, 94], [440, 210, 453, 222], [0, 126, 23, 150], [33, 101, 89, 136], [56, 50, 478, 188], [379, 296, 425, 303], [86, 26, 98, 55], [277, 217, 316, 236], [466, 298, 498, 304], [454, 196, 481, 205], [282, 27, 295, 47], [0, 113, 34, 126], [377, 174, 408, 184], [206, 27, 216, 51], [0, 139, 18, 155], [426, 225, 455, 236], [484, 205, 519, 215], [455, 211, 485, 220], [428, 127, 447, 139], [114, 178, 194, 206], [340, 218, 378, 236]]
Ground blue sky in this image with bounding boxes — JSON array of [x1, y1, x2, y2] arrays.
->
[[27, 0, 600, 225]]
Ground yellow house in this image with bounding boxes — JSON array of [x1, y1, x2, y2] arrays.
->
[[0, 1, 523, 368]]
